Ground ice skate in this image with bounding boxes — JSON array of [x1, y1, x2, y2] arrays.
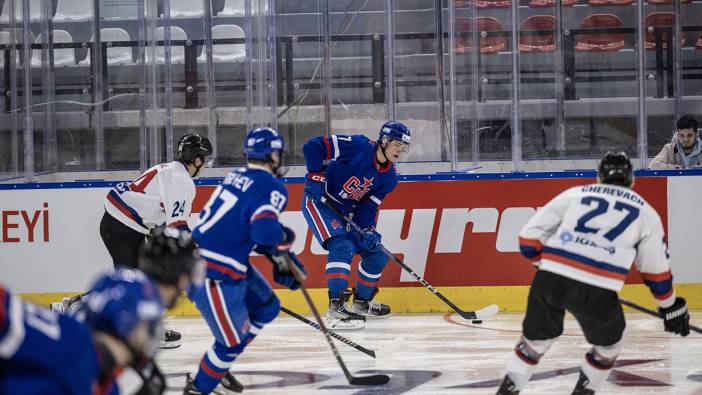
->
[[326, 289, 365, 330], [351, 288, 391, 319]]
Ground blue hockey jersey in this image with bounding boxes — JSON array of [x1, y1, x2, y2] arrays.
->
[[0, 286, 108, 395], [303, 134, 398, 228], [193, 165, 289, 282]]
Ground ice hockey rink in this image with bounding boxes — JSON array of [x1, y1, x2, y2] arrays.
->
[[156, 311, 702, 394]]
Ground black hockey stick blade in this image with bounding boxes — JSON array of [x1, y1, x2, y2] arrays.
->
[[287, 256, 391, 386], [620, 298, 701, 334], [349, 374, 391, 386]]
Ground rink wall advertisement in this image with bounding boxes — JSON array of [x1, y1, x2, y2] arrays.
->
[[1, 174, 700, 312]]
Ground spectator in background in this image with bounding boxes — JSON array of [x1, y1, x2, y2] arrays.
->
[[650, 116, 702, 169]]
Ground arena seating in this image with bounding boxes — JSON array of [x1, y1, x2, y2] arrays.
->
[[79, 28, 134, 65], [645, 12, 685, 50], [31, 30, 76, 67], [54, 0, 92, 22], [575, 14, 626, 52], [199, 24, 245, 63], [455, 16, 507, 54], [519, 15, 556, 52]]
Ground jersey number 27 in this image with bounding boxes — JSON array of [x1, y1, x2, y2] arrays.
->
[[575, 196, 640, 241]]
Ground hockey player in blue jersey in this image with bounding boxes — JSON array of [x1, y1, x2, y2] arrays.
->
[[0, 230, 202, 395], [302, 121, 410, 330], [185, 127, 306, 395]]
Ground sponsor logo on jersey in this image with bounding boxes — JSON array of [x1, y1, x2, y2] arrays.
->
[[331, 219, 343, 230], [340, 176, 374, 201], [560, 230, 616, 254]]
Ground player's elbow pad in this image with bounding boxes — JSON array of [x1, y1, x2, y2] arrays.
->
[[519, 245, 542, 260], [251, 217, 285, 246], [303, 139, 325, 170]]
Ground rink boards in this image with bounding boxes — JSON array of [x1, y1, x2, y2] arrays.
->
[[1, 171, 700, 313]]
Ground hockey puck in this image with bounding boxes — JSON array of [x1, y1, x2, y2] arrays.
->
[[472, 320, 483, 324]]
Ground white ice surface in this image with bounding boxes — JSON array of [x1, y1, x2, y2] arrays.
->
[[156, 312, 702, 394]]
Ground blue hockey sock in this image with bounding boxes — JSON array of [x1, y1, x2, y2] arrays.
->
[[355, 250, 387, 299], [193, 341, 246, 393], [325, 236, 355, 298]]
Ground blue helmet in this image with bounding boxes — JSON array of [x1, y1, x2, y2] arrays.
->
[[379, 121, 411, 146], [79, 268, 164, 360], [244, 127, 285, 161]]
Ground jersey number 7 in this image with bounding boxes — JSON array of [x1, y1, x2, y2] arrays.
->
[[574, 196, 640, 241], [198, 188, 239, 233]]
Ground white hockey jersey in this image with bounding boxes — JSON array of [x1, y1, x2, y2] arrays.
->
[[518, 183, 675, 308], [104, 161, 196, 234]]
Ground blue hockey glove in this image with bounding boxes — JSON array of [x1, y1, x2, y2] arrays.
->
[[358, 228, 381, 252], [271, 252, 306, 290], [304, 172, 326, 201]]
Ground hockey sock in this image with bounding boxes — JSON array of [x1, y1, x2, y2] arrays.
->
[[193, 341, 246, 393], [503, 336, 555, 391], [325, 237, 354, 298], [355, 250, 387, 299], [578, 342, 621, 392]]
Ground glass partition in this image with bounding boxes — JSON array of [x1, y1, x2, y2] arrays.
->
[[2, 0, 702, 181]]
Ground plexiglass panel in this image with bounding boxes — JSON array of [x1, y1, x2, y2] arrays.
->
[[2, 0, 702, 181]]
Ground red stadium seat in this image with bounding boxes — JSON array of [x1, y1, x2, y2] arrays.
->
[[455, 17, 507, 54], [575, 14, 625, 52], [519, 15, 556, 53], [455, 0, 511, 8], [645, 12, 685, 50], [529, 0, 578, 8], [588, 0, 633, 5]]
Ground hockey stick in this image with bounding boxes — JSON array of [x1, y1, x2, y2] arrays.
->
[[285, 254, 390, 386], [320, 196, 499, 321], [280, 306, 378, 358], [620, 298, 701, 334]]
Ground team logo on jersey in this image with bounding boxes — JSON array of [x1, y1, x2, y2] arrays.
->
[[331, 219, 343, 230], [340, 176, 374, 201]]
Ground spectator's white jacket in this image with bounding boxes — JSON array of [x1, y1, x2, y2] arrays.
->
[[104, 161, 196, 234], [518, 183, 675, 308]]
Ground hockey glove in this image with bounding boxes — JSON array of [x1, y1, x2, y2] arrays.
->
[[659, 297, 690, 337], [358, 228, 381, 252], [270, 252, 306, 290], [304, 172, 326, 202]]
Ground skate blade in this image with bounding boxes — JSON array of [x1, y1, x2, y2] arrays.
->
[[325, 317, 365, 330], [158, 339, 182, 349]]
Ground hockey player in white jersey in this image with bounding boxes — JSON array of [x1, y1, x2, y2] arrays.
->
[[52, 132, 212, 349], [496, 150, 690, 395]]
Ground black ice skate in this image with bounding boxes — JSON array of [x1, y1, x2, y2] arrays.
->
[[495, 375, 519, 395], [351, 288, 391, 319], [571, 370, 595, 395], [183, 373, 203, 394], [326, 289, 366, 330], [159, 328, 182, 349], [219, 372, 244, 393]]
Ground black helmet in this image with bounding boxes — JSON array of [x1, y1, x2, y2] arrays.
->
[[177, 133, 213, 164], [138, 228, 202, 288], [598, 150, 633, 187]]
